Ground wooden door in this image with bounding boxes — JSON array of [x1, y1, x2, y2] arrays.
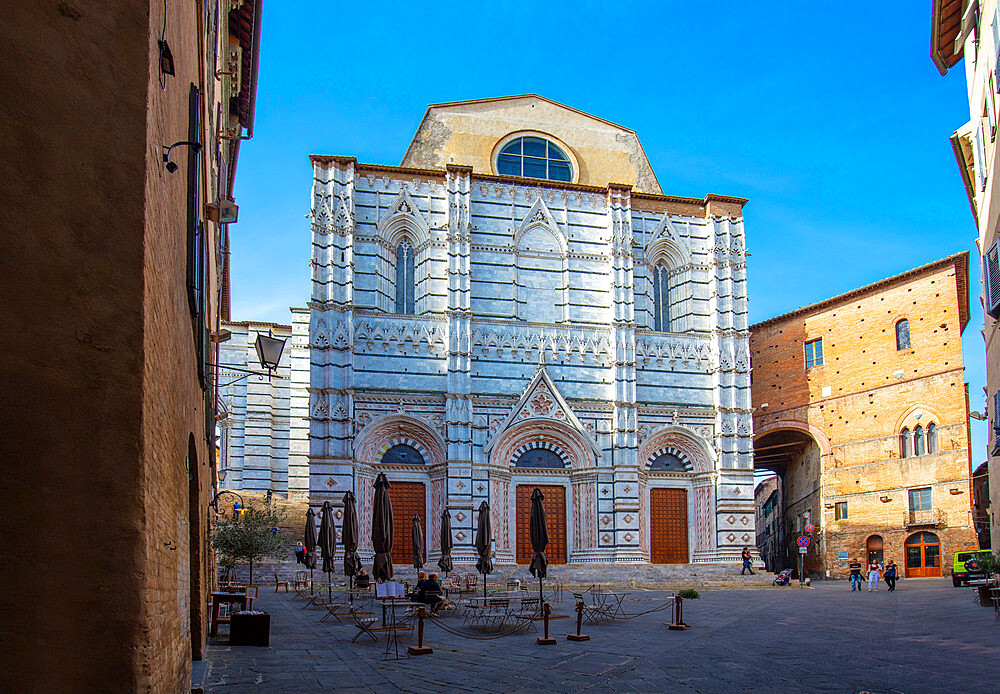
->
[[650, 488, 689, 564], [515, 485, 567, 565], [904, 531, 942, 577], [387, 481, 426, 565]]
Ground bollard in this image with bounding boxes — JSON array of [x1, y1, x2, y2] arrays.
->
[[537, 602, 556, 645], [567, 600, 589, 641], [666, 595, 687, 631], [407, 607, 433, 655]]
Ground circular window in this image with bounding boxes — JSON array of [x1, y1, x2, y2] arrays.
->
[[496, 136, 572, 182]]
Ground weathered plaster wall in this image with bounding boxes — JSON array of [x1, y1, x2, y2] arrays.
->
[[401, 96, 662, 194]]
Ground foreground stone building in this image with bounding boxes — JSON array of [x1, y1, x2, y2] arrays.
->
[[751, 253, 979, 579], [302, 95, 755, 567], [0, 2, 262, 691], [932, 0, 1000, 551]]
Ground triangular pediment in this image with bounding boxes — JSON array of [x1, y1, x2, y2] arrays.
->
[[515, 197, 565, 253], [645, 213, 691, 268], [484, 366, 599, 456], [377, 188, 429, 245]]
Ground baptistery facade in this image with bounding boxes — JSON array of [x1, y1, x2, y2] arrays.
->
[[307, 95, 753, 565]]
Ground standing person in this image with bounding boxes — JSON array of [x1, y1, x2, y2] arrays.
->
[[294, 542, 305, 564], [848, 558, 863, 591], [883, 560, 897, 592], [740, 547, 755, 575], [867, 558, 881, 592]]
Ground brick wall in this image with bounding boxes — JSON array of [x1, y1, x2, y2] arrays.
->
[[751, 255, 979, 578], [0, 2, 235, 692]]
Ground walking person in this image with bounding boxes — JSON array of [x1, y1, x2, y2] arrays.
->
[[848, 557, 863, 591], [883, 560, 898, 592], [294, 542, 305, 564], [867, 558, 881, 592], [740, 547, 755, 575]]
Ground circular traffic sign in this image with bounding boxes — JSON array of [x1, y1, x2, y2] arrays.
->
[[797, 535, 810, 547], [804, 523, 815, 534]]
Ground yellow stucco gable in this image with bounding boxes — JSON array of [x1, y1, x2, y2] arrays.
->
[[401, 94, 662, 194]]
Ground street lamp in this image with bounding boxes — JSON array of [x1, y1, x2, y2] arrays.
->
[[254, 331, 286, 374]]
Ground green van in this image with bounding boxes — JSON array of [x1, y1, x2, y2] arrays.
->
[[952, 549, 992, 587]]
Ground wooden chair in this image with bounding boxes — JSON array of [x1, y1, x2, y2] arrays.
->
[[293, 571, 309, 589], [465, 573, 478, 592], [274, 572, 290, 593]]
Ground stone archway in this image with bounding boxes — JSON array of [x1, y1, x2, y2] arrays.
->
[[752, 421, 829, 573]]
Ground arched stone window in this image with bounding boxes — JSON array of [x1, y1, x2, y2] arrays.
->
[[382, 444, 425, 465], [900, 428, 911, 458], [513, 448, 565, 468], [895, 319, 910, 350], [395, 239, 415, 314], [652, 262, 672, 332], [914, 425, 925, 456], [926, 422, 937, 454]]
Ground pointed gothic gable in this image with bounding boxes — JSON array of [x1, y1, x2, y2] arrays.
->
[[484, 366, 599, 457], [515, 197, 565, 252], [377, 188, 430, 246], [645, 213, 691, 268]]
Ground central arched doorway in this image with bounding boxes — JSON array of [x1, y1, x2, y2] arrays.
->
[[905, 531, 942, 577], [512, 446, 568, 564], [649, 487, 689, 563], [514, 485, 567, 564], [866, 535, 884, 566]]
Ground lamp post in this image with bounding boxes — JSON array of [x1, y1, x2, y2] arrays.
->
[[254, 330, 285, 375]]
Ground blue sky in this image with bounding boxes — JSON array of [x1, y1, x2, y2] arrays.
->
[[230, 1, 986, 462]]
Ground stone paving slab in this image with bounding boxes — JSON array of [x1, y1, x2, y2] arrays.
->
[[206, 578, 1000, 693]]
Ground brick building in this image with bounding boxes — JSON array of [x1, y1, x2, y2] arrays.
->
[[0, 2, 261, 692], [932, 0, 1000, 551], [750, 254, 979, 579]]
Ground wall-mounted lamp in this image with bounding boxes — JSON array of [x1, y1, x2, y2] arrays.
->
[[879, 495, 892, 503], [162, 141, 201, 173], [255, 331, 287, 374], [205, 200, 239, 224], [950, 488, 963, 495], [969, 411, 986, 421], [823, 503, 834, 509], [158, 39, 175, 78]]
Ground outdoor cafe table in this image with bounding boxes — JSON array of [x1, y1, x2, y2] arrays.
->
[[377, 596, 424, 627], [210, 591, 248, 636]]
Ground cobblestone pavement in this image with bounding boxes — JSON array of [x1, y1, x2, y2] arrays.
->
[[205, 579, 1000, 694]]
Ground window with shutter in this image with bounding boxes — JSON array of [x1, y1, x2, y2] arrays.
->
[[987, 93, 996, 141], [985, 240, 1000, 318], [976, 126, 988, 190]]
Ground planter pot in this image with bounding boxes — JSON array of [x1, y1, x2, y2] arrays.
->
[[977, 585, 995, 608], [230, 612, 270, 646]]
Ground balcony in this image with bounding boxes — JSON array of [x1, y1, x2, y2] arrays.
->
[[906, 508, 944, 528]]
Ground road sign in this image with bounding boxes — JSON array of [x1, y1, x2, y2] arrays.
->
[[796, 535, 810, 548], [799, 546, 807, 554], [804, 523, 815, 533]]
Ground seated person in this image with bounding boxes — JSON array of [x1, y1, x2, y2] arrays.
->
[[419, 573, 444, 613], [407, 572, 428, 602], [355, 568, 371, 589]]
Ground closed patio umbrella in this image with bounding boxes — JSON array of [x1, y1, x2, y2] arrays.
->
[[319, 500, 337, 600], [437, 509, 453, 575], [303, 507, 318, 594], [342, 491, 361, 594], [528, 487, 549, 604], [412, 514, 424, 571], [474, 500, 492, 599], [372, 472, 394, 581]]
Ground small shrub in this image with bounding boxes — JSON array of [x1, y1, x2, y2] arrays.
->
[[678, 589, 700, 599]]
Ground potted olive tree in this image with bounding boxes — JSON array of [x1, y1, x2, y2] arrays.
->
[[212, 499, 287, 645]]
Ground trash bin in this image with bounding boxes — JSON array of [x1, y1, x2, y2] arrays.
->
[[230, 611, 270, 646]]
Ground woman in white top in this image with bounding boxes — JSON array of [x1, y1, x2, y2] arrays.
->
[[867, 561, 881, 591]]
